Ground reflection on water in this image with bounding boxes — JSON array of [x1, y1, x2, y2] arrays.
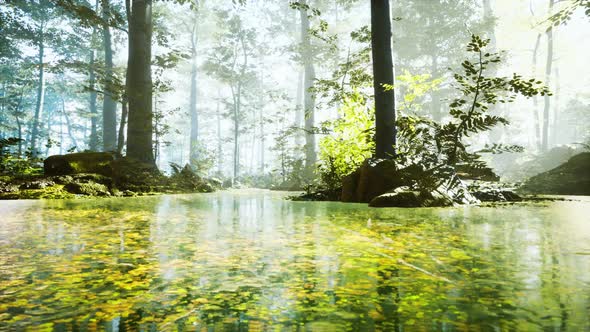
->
[[1, 190, 589, 331]]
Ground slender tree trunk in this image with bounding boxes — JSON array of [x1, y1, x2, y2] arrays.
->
[[552, 64, 560, 146], [30, 24, 46, 157], [216, 96, 222, 175], [189, 18, 199, 165], [430, 55, 440, 121], [532, 33, 542, 150], [294, 69, 304, 149], [44, 106, 53, 156], [117, 100, 128, 155], [61, 97, 78, 150], [88, 0, 99, 151], [542, 0, 554, 152], [300, 0, 316, 177], [102, 0, 118, 152], [88, 44, 98, 150], [232, 86, 240, 183], [59, 109, 64, 155], [371, 0, 396, 159], [15, 114, 23, 157], [126, 0, 154, 163]]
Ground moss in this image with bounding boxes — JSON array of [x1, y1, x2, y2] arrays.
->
[[44, 152, 115, 176], [0, 184, 75, 200], [64, 182, 111, 196]]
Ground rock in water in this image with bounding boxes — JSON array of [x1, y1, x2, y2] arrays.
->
[[520, 152, 590, 195], [369, 186, 455, 208]]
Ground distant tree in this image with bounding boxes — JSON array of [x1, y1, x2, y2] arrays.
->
[[203, 11, 259, 183]]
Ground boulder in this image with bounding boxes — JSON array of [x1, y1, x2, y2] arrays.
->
[[44, 152, 116, 176], [472, 189, 522, 202], [19, 179, 55, 190], [369, 186, 455, 208], [520, 152, 590, 195], [64, 181, 110, 196]]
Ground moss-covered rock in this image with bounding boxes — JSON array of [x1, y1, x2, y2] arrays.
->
[[44, 152, 116, 176], [64, 181, 111, 196], [520, 152, 590, 195], [369, 186, 456, 208], [0, 184, 75, 200]]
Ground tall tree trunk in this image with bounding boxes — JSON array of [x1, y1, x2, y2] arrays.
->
[[189, 18, 199, 165], [300, 0, 316, 177], [30, 24, 46, 157], [371, 0, 396, 159], [532, 33, 542, 150], [430, 55, 441, 121], [61, 97, 78, 150], [15, 114, 23, 157], [552, 64, 560, 146], [232, 86, 240, 183], [88, 0, 99, 151], [294, 69, 304, 149], [216, 96, 222, 175], [102, 0, 118, 152], [88, 42, 98, 150], [542, 0, 554, 152], [126, 0, 154, 163]]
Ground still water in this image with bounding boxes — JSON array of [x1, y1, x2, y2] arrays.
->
[[0, 190, 589, 331]]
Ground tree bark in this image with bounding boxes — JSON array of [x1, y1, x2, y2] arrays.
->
[[294, 69, 304, 149], [371, 0, 396, 159], [532, 33, 542, 150], [126, 0, 154, 163], [30, 24, 46, 157], [300, 0, 316, 176], [189, 17, 199, 165], [88, 33, 99, 150], [102, 0, 118, 152], [542, 0, 554, 152], [216, 95, 222, 175], [117, 100, 128, 155]]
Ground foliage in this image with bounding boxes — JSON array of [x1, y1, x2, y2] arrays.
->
[[396, 35, 550, 174], [436, 35, 550, 166], [546, 0, 590, 27], [0, 138, 42, 176], [317, 92, 373, 191]]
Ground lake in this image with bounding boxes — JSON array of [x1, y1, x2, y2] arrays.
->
[[1, 190, 589, 331]]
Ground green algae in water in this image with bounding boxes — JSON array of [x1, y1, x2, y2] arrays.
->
[[0, 191, 589, 331]]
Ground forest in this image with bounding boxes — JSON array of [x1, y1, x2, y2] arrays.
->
[[0, 0, 589, 330]]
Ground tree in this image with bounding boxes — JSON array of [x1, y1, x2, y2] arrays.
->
[[542, 0, 555, 152], [88, 0, 99, 151], [299, 0, 318, 177], [370, 0, 396, 159], [126, 0, 154, 163], [189, 10, 200, 165], [102, 0, 118, 152], [203, 11, 258, 183]]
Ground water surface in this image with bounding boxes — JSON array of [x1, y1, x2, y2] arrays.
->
[[1, 190, 589, 331]]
